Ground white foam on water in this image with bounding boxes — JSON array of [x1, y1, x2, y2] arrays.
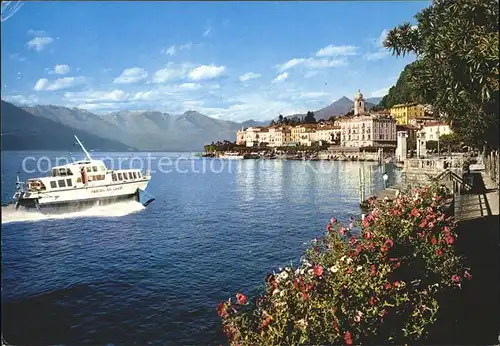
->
[[1, 200, 145, 224]]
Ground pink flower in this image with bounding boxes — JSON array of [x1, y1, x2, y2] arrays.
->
[[326, 223, 332, 232], [370, 264, 377, 276], [464, 270, 472, 280], [339, 227, 346, 236], [236, 293, 248, 305], [445, 235, 455, 244], [411, 208, 420, 217], [435, 248, 443, 256], [369, 296, 377, 306], [452, 274, 461, 283], [331, 217, 337, 224], [344, 331, 353, 345], [313, 265, 324, 277], [431, 237, 438, 245]]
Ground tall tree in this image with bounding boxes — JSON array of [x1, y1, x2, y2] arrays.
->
[[384, 0, 499, 149], [278, 114, 284, 124], [304, 111, 317, 124]]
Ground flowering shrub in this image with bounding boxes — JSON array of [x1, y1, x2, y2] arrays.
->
[[217, 185, 472, 345]]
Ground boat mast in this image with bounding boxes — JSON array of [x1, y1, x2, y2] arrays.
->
[[74, 135, 93, 161]]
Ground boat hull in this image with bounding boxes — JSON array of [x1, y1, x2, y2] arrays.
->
[[14, 180, 149, 214], [15, 192, 140, 213]]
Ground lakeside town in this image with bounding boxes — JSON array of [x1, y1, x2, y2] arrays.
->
[[204, 90, 454, 162]]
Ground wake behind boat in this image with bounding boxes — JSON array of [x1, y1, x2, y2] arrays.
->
[[11, 136, 155, 213]]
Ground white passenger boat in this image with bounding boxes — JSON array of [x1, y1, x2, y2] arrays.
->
[[218, 152, 245, 160], [12, 136, 154, 212]]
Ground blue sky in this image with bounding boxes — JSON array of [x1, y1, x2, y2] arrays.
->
[[1, 1, 429, 121]]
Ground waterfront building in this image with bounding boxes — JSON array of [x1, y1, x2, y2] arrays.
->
[[416, 122, 453, 142], [244, 127, 263, 147], [390, 103, 426, 125], [396, 124, 418, 149], [396, 131, 408, 162], [408, 116, 438, 128], [340, 114, 397, 148], [236, 129, 246, 145]]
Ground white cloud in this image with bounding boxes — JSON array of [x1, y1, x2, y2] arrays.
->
[[316, 45, 357, 57], [272, 72, 288, 83], [203, 27, 211, 37], [4, 94, 39, 105], [365, 51, 389, 61], [179, 83, 202, 90], [27, 29, 47, 36], [278, 58, 306, 72], [33, 78, 49, 91], [27, 36, 54, 51], [371, 87, 390, 98], [364, 29, 390, 61], [9, 53, 27, 62], [239, 72, 262, 82], [34, 76, 86, 91], [299, 91, 329, 99], [49, 64, 70, 75], [64, 89, 130, 103], [163, 45, 176, 56], [161, 42, 192, 56], [152, 64, 190, 83], [113, 67, 148, 84], [278, 57, 347, 72], [189, 65, 225, 81]]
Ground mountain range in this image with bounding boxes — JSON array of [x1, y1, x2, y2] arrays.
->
[[1, 95, 383, 151]]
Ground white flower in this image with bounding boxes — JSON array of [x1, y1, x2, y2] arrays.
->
[[356, 265, 363, 271], [340, 255, 347, 262], [329, 265, 339, 273], [272, 288, 280, 296], [307, 269, 314, 275], [277, 271, 289, 281], [296, 318, 308, 328], [346, 258, 353, 264]]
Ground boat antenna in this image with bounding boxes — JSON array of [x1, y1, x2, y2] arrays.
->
[[74, 135, 92, 161]]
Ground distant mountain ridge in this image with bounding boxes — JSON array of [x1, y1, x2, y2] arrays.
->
[[285, 95, 383, 121], [1, 101, 132, 151], [2, 94, 386, 151]]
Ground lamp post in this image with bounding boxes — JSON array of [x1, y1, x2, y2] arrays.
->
[[382, 172, 389, 189], [436, 127, 441, 157]]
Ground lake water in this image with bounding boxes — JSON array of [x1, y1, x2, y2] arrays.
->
[[1, 151, 399, 345]]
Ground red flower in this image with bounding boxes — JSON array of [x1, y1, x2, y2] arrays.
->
[[331, 217, 337, 224], [347, 267, 353, 274], [326, 223, 332, 232], [293, 279, 299, 290], [339, 227, 346, 236], [261, 315, 273, 329], [431, 237, 438, 245], [344, 331, 353, 345], [362, 231, 373, 239], [236, 292, 247, 305], [370, 264, 377, 276], [302, 292, 309, 301], [333, 321, 340, 333], [217, 302, 229, 319], [384, 282, 392, 290], [419, 220, 428, 228], [411, 208, 420, 217], [314, 265, 324, 277], [435, 248, 443, 256], [464, 270, 472, 280], [393, 281, 400, 287], [382, 239, 394, 252], [445, 235, 455, 244], [349, 237, 357, 245], [452, 274, 461, 283], [354, 244, 362, 255], [369, 296, 377, 306]]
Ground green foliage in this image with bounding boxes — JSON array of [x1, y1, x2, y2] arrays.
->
[[304, 111, 317, 124], [377, 62, 422, 110], [384, 0, 499, 149], [218, 186, 470, 345]]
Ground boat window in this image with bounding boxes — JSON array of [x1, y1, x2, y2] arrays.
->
[[58, 179, 66, 188], [128, 172, 133, 179], [112, 173, 117, 181], [137, 172, 142, 178], [123, 172, 128, 180], [67, 169, 73, 176], [86, 166, 92, 173], [92, 166, 98, 172], [118, 173, 123, 180], [52, 169, 58, 177], [66, 178, 72, 186], [50, 181, 57, 188], [133, 172, 137, 179], [59, 168, 67, 176]]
